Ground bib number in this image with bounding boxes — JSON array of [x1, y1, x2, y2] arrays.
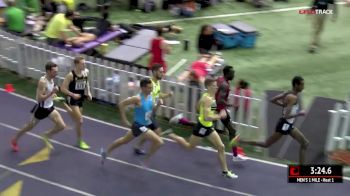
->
[[75, 80, 86, 90], [199, 128, 207, 135], [281, 123, 290, 131], [139, 126, 148, 133]]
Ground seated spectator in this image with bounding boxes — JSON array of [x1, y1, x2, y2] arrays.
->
[[181, 0, 197, 17], [2, 0, 25, 35], [72, 11, 101, 32], [18, 0, 40, 14], [92, 12, 114, 36], [197, 24, 221, 54], [41, 0, 59, 16], [45, 10, 93, 47], [66, 12, 117, 46], [170, 0, 198, 17]]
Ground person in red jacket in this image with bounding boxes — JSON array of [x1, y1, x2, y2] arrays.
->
[[149, 27, 170, 73]]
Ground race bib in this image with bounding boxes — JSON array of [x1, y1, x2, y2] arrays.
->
[[140, 126, 148, 132], [75, 80, 86, 90], [199, 128, 207, 135], [281, 123, 290, 131]]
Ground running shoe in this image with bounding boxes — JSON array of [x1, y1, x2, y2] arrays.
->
[[232, 154, 248, 162], [77, 140, 90, 150], [229, 134, 240, 147], [41, 135, 54, 150], [10, 138, 19, 152], [222, 170, 238, 179], [169, 113, 183, 124], [134, 148, 147, 155]]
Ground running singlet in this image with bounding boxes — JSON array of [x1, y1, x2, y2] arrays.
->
[[37, 76, 54, 108], [282, 93, 300, 124], [215, 76, 230, 111], [198, 93, 216, 127], [68, 70, 88, 97], [151, 79, 160, 103], [134, 93, 154, 126]]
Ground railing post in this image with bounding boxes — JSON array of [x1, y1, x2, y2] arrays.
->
[[325, 103, 343, 152]]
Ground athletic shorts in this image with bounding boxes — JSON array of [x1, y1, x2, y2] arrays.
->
[[192, 122, 214, 137], [131, 122, 158, 137], [219, 109, 231, 126], [275, 118, 294, 135], [214, 109, 231, 134], [66, 96, 84, 108], [31, 104, 55, 120], [150, 114, 159, 130]]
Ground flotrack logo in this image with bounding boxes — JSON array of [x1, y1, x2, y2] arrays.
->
[[299, 9, 333, 15]]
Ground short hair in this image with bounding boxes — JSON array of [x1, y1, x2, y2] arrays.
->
[[45, 61, 58, 71], [239, 79, 249, 89], [152, 64, 163, 73], [204, 77, 216, 88], [140, 78, 152, 88], [65, 10, 75, 18], [74, 56, 85, 65], [292, 76, 304, 87], [223, 66, 234, 76]]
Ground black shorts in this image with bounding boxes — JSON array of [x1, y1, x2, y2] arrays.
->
[[214, 109, 231, 134], [31, 104, 55, 120], [219, 109, 231, 126], [131, 122, 158, 137], [192, 122, 214, 137], [66, 96, 84, 108], [275, 118, 294, 135]]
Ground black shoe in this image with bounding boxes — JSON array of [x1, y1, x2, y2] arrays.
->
[[134, 148, 147, 155]]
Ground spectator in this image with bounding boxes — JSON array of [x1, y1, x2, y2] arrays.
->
[[18, 0, 41, 14], [41, 0, 59, 16], [45, 10, 97, 47], [180, 0, 197, 17], [91, 12, 114, 37], [149, 27, 170, 72], [233, 79, 252, 123], [197, 25, 220, 54], [44, 10, 80, 46], [170, 0, 198, 17], [309, 0, 337, 53], [67, 11, 117, 46], [2, 0, 25, 35]]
